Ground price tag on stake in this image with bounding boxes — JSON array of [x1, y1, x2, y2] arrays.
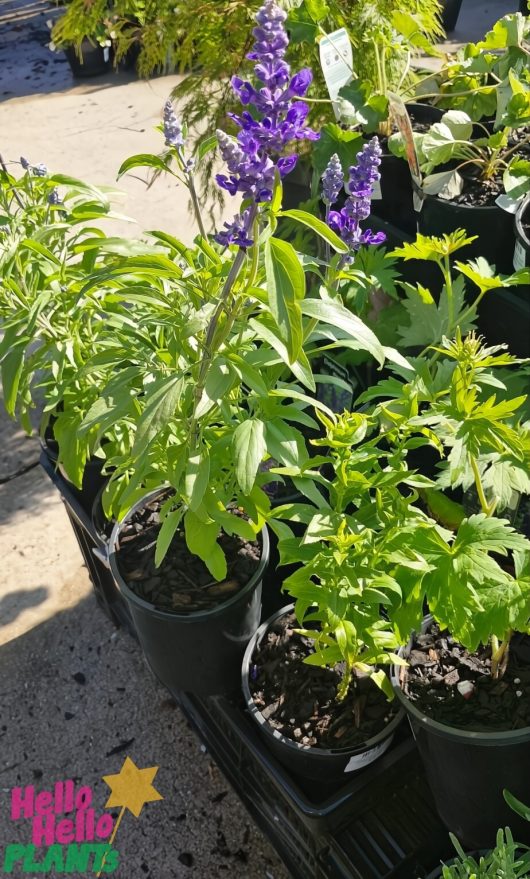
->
[[319, 28, 353, 120], [388, 93, 424, 213]]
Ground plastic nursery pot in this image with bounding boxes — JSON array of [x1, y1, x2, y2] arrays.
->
[[242, 604, 405, 784], [440, 0, 463, 32], [392, 617, 530, 850], [64, 39, 113, 78], [40, 428, 107, 516], [372, 103, 444, 237], [108, 489, 270, 697], [417, 192, 516, 275]]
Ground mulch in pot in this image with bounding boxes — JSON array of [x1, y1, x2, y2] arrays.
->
[[445, 127, 530, 208], [116, 494, 261, 613], [249, 612, 398, 749], [400, 621, 530, 732]]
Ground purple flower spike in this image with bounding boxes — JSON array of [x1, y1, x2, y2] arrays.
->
[[214, 208, 254, 248], [163, 100, 184, 148], [214, 0, 319, 246], [33, 163, 48, 177], [326, 137, 384, 252], [321, 153, 343, 206], [20, 156, 30, 170]]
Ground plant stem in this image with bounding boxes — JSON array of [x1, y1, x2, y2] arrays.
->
[[189, 204, 257, 448], [470, 455, 495, 517], [443, 255, 455, 333]]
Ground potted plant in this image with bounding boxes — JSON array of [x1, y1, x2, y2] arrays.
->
[[389, 80, 530, 272], [242, 404, 435, 780], [361, 331, 530, 848], [0, 155, 144, 506], [49, 0, 114, 77], [75, 1, 398, 697], [425, 829, 530, 878]]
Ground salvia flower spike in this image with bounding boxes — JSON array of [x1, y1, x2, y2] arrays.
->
[[215, 0, 319, 247], [328, 137, 386, 251], [321, 153, 344, 207], [163, 100, 184, 148]]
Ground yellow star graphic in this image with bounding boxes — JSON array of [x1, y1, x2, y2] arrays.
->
[[102, 756, 163, 818]]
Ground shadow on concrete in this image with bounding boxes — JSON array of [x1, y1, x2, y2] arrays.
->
[[0, 586, 48, 627], [0, 0, 137, 104], [0, 593, 287, 879]]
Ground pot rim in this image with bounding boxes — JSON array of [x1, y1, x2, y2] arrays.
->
[[108, 486, 269, 623], [242, 603, 404, 759], [392, 615, 530, 745]]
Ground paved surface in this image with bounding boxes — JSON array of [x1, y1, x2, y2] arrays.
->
[[0, 0, 522, 875]]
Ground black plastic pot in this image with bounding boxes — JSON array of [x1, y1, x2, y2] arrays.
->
[[40, 431, 107, 515], [243, 604, 404, 783], [108, 489, 270, 696], [520, 0, 528, 14], [417, 193, 515, 274], [64, 39, 113, 78], [440, 0, 463, 32], [392, 620, 530, 850], [373, 103, 443, 236]]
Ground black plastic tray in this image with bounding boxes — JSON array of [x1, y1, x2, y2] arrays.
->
[[40, 458, 454, 879]]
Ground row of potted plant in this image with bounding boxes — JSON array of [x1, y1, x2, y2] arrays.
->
[[2, 1, 530, 873]]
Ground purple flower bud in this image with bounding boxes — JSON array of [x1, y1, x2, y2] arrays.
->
[[163, 100, 184, 147], [33, 163, 48, 177], [321, 154, 343, 206], [215, 208, 254, 248], [47, 187, 62, 206], [288, 69, 313, 98], [20, 156, 30, 170]]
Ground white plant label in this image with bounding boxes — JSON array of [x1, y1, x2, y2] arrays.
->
[[344, 736, 392, 773], [103, 47, 110, 62], [514, 239, 527, 271], [495, 193, 518, 214], [319, 28, 353, 119]]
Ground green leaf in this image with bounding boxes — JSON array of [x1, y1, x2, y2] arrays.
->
[[286, 0, 328, 43], [133, 374, 183, 454], [503, 789, 530, 822], [117, 154, 171, 179], [197, 135, 218, 162], [232, 419, 266, 495], [248, 316, 315, 390], [300, 297, 385, 365], [184, 452, 210, 511], [264, 238, 305, 362], [1, 344, 25, 416], [311, 124, 364, 188], [195, 360, 234, 418], [279, 209, 349, 253], [337, 82, 388, 132], [154, 508, 184, 568], [184, 510, 226, 580]]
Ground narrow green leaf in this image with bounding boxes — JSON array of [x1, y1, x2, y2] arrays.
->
[[300, 297, 385, 364], [279, 209, 349, 253], [155, 508, 183, 568], [265, 238, 305, 362], [117, 154, 171, 179], [184, 452, 210, 511], [233, 419, 266, 495]]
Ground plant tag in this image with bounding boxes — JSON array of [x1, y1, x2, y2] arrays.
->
[[495, 193, 518, 214], [319, 28, 353, 120], [514, 239, 527, 271], [387, 93, 424, 213], [344, 736, 392, 772], [103, 47, 110, 62]]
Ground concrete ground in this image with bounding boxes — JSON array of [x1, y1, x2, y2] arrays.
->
[[0, 0, 521, 876]]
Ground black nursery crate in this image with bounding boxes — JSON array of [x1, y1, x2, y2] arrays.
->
[[39, 451, 135, 634], [175, 691, 453, 879]]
